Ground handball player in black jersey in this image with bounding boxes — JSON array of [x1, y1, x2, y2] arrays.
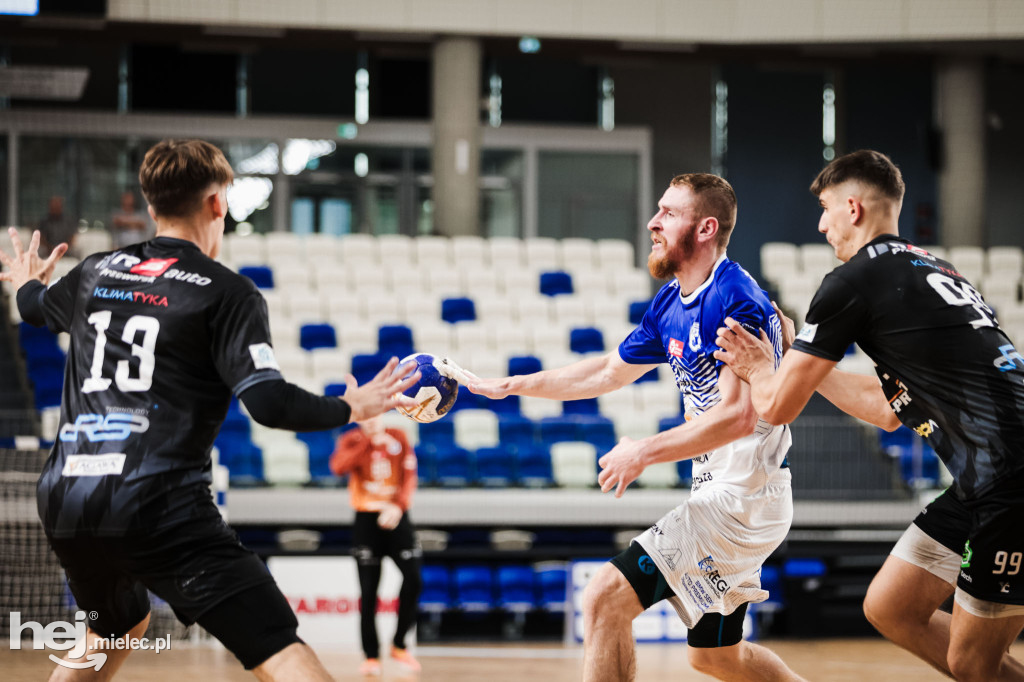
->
[[0, 139, 420, 681], [715, 149, 1024, 681]]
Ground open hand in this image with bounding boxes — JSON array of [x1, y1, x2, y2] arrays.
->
[[342, 356, 421, 422], [712, 317, 775, 383], [0, 228, 68, 290]]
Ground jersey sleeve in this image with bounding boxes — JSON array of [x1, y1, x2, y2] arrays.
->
[[40, 261, 84, 333], [209, 282, 284, 395], [711, 291, 767, 368], [618, 297, 666, 364], [791, 271, 869, 362]]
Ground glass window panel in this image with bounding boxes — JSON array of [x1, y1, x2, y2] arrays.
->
[[537, 152, 637, 241]]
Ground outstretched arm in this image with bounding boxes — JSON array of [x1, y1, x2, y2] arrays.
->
[[596, 365, 758, 497], [466, 351, 656, 402]]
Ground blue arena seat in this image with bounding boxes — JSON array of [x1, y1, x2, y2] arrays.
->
[[435, 446, 474, 487], [539, 271, 573, 297], [419, 565, 453, 613], [324, 382, 347, 397], [516, 445, 554, 488], [536, 565, 569, 612], [413, 442, 439, 486], [899, 444, 941, 488], [508, 355, 543, 376], [299, 323, 337, 351], [677, 458, 693, 486], [498, 415, 535, 448], [628, 299, 653, 325], [538, 416, 579, 445], [569, 327, 605, 354], [496, 565, 537, 612], [562, 397, 599, 415], [239, 265, 274, 289], [419, 420, 456, 446], [475, 445, 517, 487], [349, 353, 390, 386], [296, 430, 337, 481], [441, 297, 476, 324], [453, 565, 494, 612], [378, 324, 414, 357], [658, 415, 686, 432], [574, 415, 617, 453]]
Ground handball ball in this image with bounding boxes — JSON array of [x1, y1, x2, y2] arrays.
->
[[395, 353, 459, 423]]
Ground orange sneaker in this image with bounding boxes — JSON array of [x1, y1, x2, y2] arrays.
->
[[391, 647, 421, 673], [359, 658, 382, 676]]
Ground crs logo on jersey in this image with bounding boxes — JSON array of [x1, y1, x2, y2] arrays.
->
[[59, 413, 150, 443], [130, 258, 178, 276]]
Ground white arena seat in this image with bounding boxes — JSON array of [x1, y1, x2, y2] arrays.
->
[[426, 267, 465, 297], [489, 236, 524, 269], [559, 238, 597, 269], [390, 266, 428, 296], [415, 235, 452, 266], [309, 348, 352, 386], [452, 322, 493, 355], [338, 234, 378, 264], [500, 268, 539, 296], [987, 246, 1023, 276], [302, 232, 342, 259], [473, 294, 516, 325], [799, 243, 838, 278], [611, 269, 652, 300], [462, 266, 502, 297], [336, 323, 378, 356], [552, 296, 592, 329], [283, 291, 326, 325], [453, 409, 500, 450], [637, 462, 679, 488], [596, 239, 635, 271], [377, 234, 415, 266], [226, 233, 266, 265], [490, 324, 533, 357], [514, 295, 551, 324], [76, 229, 113, 256], [413, 320, 456, 356], [325, 295, 364, 326], [760, 242, 800, 286], [948, 246, 985, 283], [520, 396, 564, 420], [348, 265, 391, 293], [551, 442, 598, 488], [361, 292, 404, 326], [401, 293, 442, 323], [264, 232, 304, 262], [452, 235, 488, 266], [273, 264, 313, 291], [524, 237, 560, 270]]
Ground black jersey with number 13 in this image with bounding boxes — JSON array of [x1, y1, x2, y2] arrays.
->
[[791, 236, 1024, 501], [35, 237, 283, 538]]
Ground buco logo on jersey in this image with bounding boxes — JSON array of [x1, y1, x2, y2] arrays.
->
[[59, 413, 150, 443], [93, 287, 169, 307], [96, 253, 212, 287]]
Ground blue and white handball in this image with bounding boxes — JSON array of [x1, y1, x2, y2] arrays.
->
[[395, 353, 461, 423]]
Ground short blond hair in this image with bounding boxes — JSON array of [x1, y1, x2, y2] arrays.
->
[[670, 173, 738, 249]]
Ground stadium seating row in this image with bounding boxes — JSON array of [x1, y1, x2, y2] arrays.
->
[[420, 563, 568, 614]]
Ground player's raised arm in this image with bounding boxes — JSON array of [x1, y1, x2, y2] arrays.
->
[[0, 227, 68, 291], [466, 351, 656, 402]]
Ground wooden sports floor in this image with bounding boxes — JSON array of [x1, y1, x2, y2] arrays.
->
[[7, 639, 1024, 681]]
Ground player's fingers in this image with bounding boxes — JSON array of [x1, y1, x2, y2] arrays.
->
[[42, 243, 68, 272], [600, 473, 615, 494], [392, 370, 421, 395], [342, 373, 358, 391], [759, 329, 770, 344], [712, 349, 727, 363], [615, 479, 627, 498], [389, 393, 419, 410], [723, 316, 743, 332], [8, 227, 24, 259], [376, 356, 401, 381], [28, 230, 41, 258]]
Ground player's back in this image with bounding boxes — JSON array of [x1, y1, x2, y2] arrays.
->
[[820, 237, 1024, 497], [37, 237, 280, 537]]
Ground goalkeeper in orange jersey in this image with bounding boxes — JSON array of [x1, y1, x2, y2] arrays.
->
[[330, 416, 422, 676]]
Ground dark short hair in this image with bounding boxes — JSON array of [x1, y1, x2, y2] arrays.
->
[[669, 173, 738, 249], [810, 149, 905, 202], [139, 139, 234, 218]]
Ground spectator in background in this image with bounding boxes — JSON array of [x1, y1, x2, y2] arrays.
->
[[37, 195, 78, 258], [331, 416, 423, 677], [111, 189, 153, 249]]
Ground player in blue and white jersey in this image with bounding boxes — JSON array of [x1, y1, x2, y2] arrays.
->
[[468, 174, 805, 682]]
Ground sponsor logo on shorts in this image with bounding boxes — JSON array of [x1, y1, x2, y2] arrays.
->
[[961, 540, 973, 569], [61, 454, 127, 477], [668, 337, 684, 358], [914, 419, 938, 438], [658, 546, 681, 570], [93, 287, 168, 307], [680, 574, 714, 611], [697, 555, 730, 596], [691, 471, 713, 491], [248, 343, 280, 371], [638, 555, 656, 575], [796, 323, 817, 343]]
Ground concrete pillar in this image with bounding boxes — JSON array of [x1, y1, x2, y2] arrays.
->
[[431, 37, 481, 237], [936, 58, 986, 246]]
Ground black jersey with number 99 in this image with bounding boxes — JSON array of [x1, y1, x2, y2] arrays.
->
[[35, 237, 283, 537], [791, 236, 1024, 501]]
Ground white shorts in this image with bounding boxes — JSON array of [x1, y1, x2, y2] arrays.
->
[[634, 480, 793, 628]]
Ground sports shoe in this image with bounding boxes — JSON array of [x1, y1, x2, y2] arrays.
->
[[391, 647, 422, 673], [359, 658, 382, 676]]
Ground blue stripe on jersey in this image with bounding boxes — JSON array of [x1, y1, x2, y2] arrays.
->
[[618, 255, 781, 418]]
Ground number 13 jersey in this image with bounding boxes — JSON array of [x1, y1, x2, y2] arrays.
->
[[791, 236, 1024, 500], [35, 237, 283, 537]]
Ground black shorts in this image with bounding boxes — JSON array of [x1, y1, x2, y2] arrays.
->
[[611, 542, 748, 648], [47, 518, 301, 668], [352, 511, 421, 565], [915, 478, 1024, 605]]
